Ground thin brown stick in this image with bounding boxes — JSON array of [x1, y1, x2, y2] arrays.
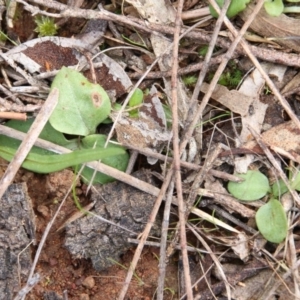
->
[[170, 0, 193, 298], [181, 7, 210, 20], [116, 16, 215, 300], [0, 111, 27, 120], [121, 143, 242, 182], [187, 223, 232, 300], [156, 180, 175, 300]]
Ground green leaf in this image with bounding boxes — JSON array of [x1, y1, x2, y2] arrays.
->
[[271, 179, 289, 198], [75, 134, 129, 184], [291, 171, 300, 191], [228, 170, 269, 201], [5, 119, 77, 148], [50, 67, 111, 136], [264, 0, 284, 17], [255, 199, 288, 243], [209, 0, 250, 18], [128, 88, 143, 107], [0, 119, 128, 183], [128, 88, 143, 118], [0, 133, 125, 174]]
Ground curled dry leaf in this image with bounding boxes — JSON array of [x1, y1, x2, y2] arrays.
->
[[240, 3, 300, 52], [112, 85, 171, 151], [245, 121, 300, 163]]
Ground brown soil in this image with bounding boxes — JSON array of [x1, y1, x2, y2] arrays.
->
[[3, 163, 177, 300]]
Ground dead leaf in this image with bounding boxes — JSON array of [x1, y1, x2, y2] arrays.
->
[[245, 121, 300, 164], [231, 232, 249, 261], [240, 3, 300, 52], [201, 82, 254, 116], [5, 36, 133, 102], [281, 72, 300, 95], [125, 0, 176, 24], [112, 85, 171, 150]]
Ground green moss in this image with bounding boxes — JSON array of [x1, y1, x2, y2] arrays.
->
[[34, 16, 59, 37]]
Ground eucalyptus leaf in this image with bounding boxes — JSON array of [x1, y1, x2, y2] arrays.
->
[[255, 198, 288, 243], [228, 170, 269, 201], [50, 66, 111, 136]]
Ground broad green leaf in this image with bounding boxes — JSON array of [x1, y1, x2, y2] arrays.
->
[[264, 0, 284, 17], [5, 119, 77, 148], [228, 170, 269, 201], [50, 67, 111, 136], [256, 199, 288, 243]]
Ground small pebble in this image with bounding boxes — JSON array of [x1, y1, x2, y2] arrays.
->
[[82, 276, 95, 289], [37, 205, 50, 218], [80, 293, 89, 300]]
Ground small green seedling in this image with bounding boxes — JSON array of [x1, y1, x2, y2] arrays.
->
[[217, 69, 243, 88], [228, 170, 288, 243], [128, 88, 144, 117], [272, 169, 300, 197], [110, 88, 144, 119], [228, 170, 270, 201], [34, 15, 59, 37], [182, 75, 197, 86], [198, 45, 209, 57], [209, 0, 250, 18], [208, 61, 243, 89], [264, 0, 300, 16]]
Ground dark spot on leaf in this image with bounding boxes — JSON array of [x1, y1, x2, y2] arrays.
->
[[92, 92, 102, 107], [81, 82, 85, 86]]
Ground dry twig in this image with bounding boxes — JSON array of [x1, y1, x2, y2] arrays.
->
[[0, 88, 58, 200]]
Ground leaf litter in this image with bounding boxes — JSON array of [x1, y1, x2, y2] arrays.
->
[[0, 0, 299, 299]]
